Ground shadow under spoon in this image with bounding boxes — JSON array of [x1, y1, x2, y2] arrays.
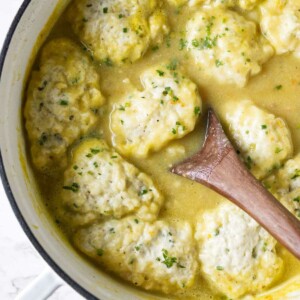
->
[[171, 109, 300, 260]]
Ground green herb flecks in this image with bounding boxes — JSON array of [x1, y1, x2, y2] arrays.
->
[[245, 156, 253, 170], [215, 59, 224, 67], [103, 57, 113, 67], [166, 59, 178, 71], [292, 169, 300, 179], [194, 106, 201, 116], [293, 197, 300, 203], [91, 148, 101, 154], [97, 248, 104, 256], [63, 183, 80, 193], [139, 188, 148, 196], [161, 249, 177, 268], [59, 99, 69, 106], [179, 38, 187, 50], [38, 133, 48, 146], [275, 147, 283, 154], [156, 70, 165, 77]]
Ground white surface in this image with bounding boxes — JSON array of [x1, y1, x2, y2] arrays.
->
[[0, 1, 84, 300]]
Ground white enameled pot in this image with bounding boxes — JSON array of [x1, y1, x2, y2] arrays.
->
[[2, 1, 300, 300], [0, 1, 166, 299]]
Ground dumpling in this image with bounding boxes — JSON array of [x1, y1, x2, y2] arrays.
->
[[67, 0, 169, 65], [110, 64, 202, 158], [167, 0, 260, 9], [185, 8, 273, 86], [62, 139, 163, 225], [191, 0, 261, 10], [166, 0, 189, 6], [24, 38, 105, 172], [224, 100, 293, 179], [264, 154, 300, 196], [264, 154, 300, 218], [74, 217, 198, 293], [260, 0, 300, 58], [195, 202, 283, 299]]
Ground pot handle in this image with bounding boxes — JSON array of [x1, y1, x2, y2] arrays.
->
[[16, 268, 63, 300]]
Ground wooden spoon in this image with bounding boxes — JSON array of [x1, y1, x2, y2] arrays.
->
[[171, 109, 300, 260]]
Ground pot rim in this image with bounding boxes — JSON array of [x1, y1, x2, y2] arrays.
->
[[0, 1, 98, 299]]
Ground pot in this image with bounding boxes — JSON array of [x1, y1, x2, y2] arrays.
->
[[2, 1, 300, 300], [0, 1, 165, 299]]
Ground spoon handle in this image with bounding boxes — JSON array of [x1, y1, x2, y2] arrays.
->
[[172, 109, 300, 259]]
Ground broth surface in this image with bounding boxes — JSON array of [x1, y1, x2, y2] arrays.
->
[[26, 2, 300, 299]]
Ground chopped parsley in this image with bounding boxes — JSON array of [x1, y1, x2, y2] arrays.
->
[[293, 196, 300, 203], [262, 242, 268, 252], [216, 266, 224, 271], [166, 59, 178, 71], [97, 248, 104, 256], [123, 27, 128, 33], [179, 38, 187, 50], [192, 39, 200, 47], [103, 57, 113, 67], [275, 147, 283, 154], [63, 183, 80, 193], [139, 188, 148, 196], [194, 106, 201, 116], [161, 249, 177, 268], [245, 156, 253, 170], [215, 59, 224, 67], [275, 85, 283, 90], [59, 99, 69, 106], [103, 7, 108, 13], [134, 219, 139, 224], [91, 148, 101, 154], [38, 133, 48, 146], [166, 35, 171, 48], [261, 124, 267, 130], [292, 169, 300, 179], [156, 70, 165, 77], [152, 45, 159, 52]]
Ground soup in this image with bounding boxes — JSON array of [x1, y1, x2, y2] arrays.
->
[[23, 0, 300, 299]]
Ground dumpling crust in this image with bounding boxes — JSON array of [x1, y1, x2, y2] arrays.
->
[[24, 38, 105, 172], [186, 8, 273, 86], [74, 217, 198, 293], [67, 0, 169, 65], [260, 0, 300, 58], [195, 203, 283, 299], [191, 0, 261, 10], [62, 139, 163, 225], [264, 154, 300, 219], [224, 100, 293, 179], [110, 64, 202, 158], [167, 0, 260, 9]]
